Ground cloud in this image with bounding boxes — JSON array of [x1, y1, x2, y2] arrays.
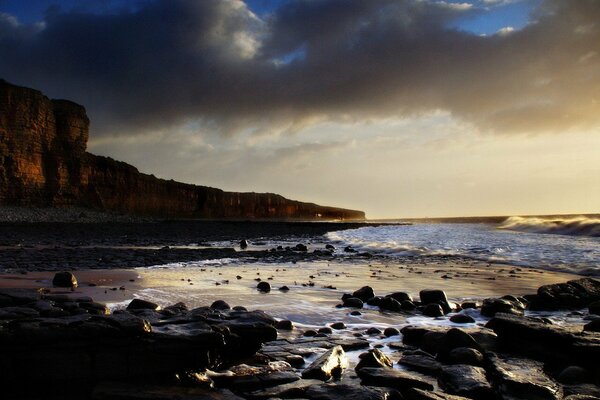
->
[[0, 0, 599, 137]]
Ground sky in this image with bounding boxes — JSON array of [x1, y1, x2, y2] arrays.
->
[[0, 0, 598, 219]]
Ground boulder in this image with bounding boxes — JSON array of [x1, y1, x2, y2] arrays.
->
[[438, 365, 494, 400], [481, 297, 525, 317], [528, 278, 600, 311], [353, 286, 375, 302], [390, 292, 413, 302], [52, 271, 78, 288], [275, 320, 293, 330], [356, 367, 434, 392], [355, 348, 393, 370], [256, 282, 271, 293], [301, 345, 348, 381], [342, 297, 364, 308], [240, 239, 249, 249], [449, 314, 475, 324], [419, 289, 451, 313], [447, 347, 484, 366], [126, 299, 160, 311], [379, 297, 402, 312], [558, 366, 590, 385], [423, 304, 444, 317], [398, 353, 442, 376], [210, 300, 231, 310]]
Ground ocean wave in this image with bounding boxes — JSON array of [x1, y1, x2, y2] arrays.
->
[[498, 216, 600, 237]]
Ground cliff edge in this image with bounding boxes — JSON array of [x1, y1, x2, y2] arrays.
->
[[0, 80, 365, 220]]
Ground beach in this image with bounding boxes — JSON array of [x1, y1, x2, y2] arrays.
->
[[1, 215, 599, 399]]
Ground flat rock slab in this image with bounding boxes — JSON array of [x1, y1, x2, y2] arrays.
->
[[356, 367, 434, 391], [486, 353, 562, 400], [302, 345, 349, 381], [404, 387, 472, 400], [398, 354, 443, 376], [439, 365, 494, 400]]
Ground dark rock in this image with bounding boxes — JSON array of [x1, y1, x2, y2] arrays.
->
[[423, 303, 444, 317], [304, 383, 391, 400], [401, 300, 417, 311], [210, 362, 299, 392], [367, 296, 383, 306], [461, 302, 478, 309], [331, 322, 346, 330], [52, 271, 78, 288], [419, 289, 451, 313], [257, 282, 271, 293], [349, 310, 362, 316], [439, 364, 494, 400], [404, 387, 472, 399], [481, 297, 525, 317], [528, 278, 600, 311], [325, 244, 335, 250], [486, 353, 562, 400], [398, 353, 442, 376], [304, 329, 318, 337], [343, 297, 364, 308], [301, 345, 348, 380], [92, 382, 245, 400], [447, 347, 484, 366], [355, 348, 393, 370], [558, 366, 590, 384], [390, 292, 413, 302], [563, 385, 600, 398], [278, 285, 290, 292], [384, 327, 400, 337], [583, 319, 600, 332], [353, 286, 375, 302], [276, 320, 294, 330], [126, 298, 160, 311], [318, 327, 333, 334], [366, 327, 382, 335], [357, 367, 434, 391], [379, 297, 402, 312], [344, 246, 357, 253], [449, 314, 475, 324], [210, 300, 231, 310], [240, 239, 249, 249], [589, 301, 600, 315], [294, 243, 308, 252], [245, 379, 323, 399]]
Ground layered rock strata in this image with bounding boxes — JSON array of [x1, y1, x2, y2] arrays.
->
[[0, 80, 365, 220]]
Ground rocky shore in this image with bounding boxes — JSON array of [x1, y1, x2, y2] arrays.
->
[[2, 270, 600, 399]]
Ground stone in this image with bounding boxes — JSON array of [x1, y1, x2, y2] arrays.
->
[[304, 383, 391, 400], [403, 388, 472, 400], [481, 297, 525, 317], [240, 239, 249, 249], [126, 299, 160, 311], [275, 320, 293, 330], [447, 347, 484, 366], [438, 365, 494, 399], [92, 382, 245, 400], [294, 243, 308, 252], [356, 367, 434, 391], [449, 314, 475, 324], [423, 304, 444, 317], [398, 353, 442, 376], [390, 292, 413, 302], [583, 319, 600, 332], [419, 289, 451, 313], [278, 285, 290, 292], [330, 322, 346, 330], [343, 297, 364, 308], [256, 282, 271, 293], [379, 297, 402, 312], [384, 327, 400, 337], [301, 345, 348, 381], [210, 300, 231, 310], [355, 348, 393, 370], [528, 278, 600, 311], [589, 301, 600, 315], [558, 366, 590, 384], [353, 286, 375, 302], [486, 353, 562, 400], [52, 271, 78, 288]]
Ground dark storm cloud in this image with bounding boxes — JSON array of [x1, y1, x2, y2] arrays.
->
[[0, 0, 599, 136]]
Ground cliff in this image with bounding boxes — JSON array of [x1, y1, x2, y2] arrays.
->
[[0, 80, 365, 220]]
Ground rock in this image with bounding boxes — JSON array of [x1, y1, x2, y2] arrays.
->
[[379, 297, 402, 312], [449, 314, 475, 324], [447, 347, 484, 366], [403, 387, 472, 399], [367, 296, 384, 306], [52, 271, 78, 288], [278, 285, 290, 292], [355, 348, 393, 370], [318, 327, 333, 334], [256, 282, 271, 293], [398, 353, 442, 376], [304, 383, 391, 400], [486, 353, 562, 400], [390, 292, 413, 302], [126, 298, 160, 311], [481, 297, 525, 317], [589, 301, 600, 315], [356, 367, 434, 391], [240, 239, 249, 249], [384, 327, 400, 337], [419, 289, 451, 313], [301, 345, 348, 381], [423, 303, 444, 317], [342, 297, 364, 308], [528, 278, 600, 311], [294, 243, 308, 251], [245, 379, 323, 399], [564, 395, 600, 400], [353, 286, 375, 302], [366, 327, 382, 335], [275, 320, 293, 330], [331, 322, 346, 330], [92, 382, 245, 400], [344, 246, 357, 253], [210, 362, 299, 392], [401, 300, 417, 311], [325, 244, 335, 250], [583, 319, 600, 332], [438, 365, 494, 400], [461, 302, 478, 309], [304, 329, 318, 337], [210, 300, 231, 310], [558, 366, 590, 384]]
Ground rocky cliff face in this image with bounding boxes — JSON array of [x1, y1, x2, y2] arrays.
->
[[0, 80, 365, 220]]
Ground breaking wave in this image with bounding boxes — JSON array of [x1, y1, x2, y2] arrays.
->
[[498, 216, 600, 237]]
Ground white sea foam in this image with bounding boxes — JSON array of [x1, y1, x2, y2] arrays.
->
[[499, 215, 600, 237]]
